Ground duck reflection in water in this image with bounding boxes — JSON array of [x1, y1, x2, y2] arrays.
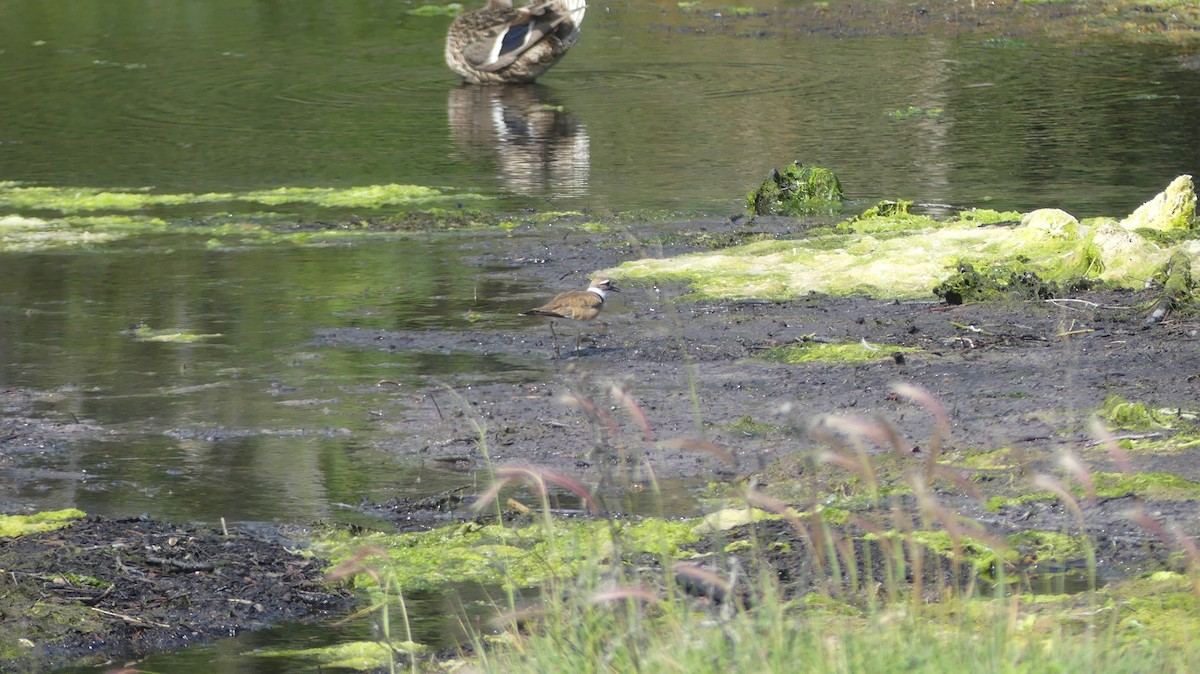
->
[[448, 84, 589, 198]]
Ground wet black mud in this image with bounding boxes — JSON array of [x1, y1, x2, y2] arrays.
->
[[0, 516, 354, 672]]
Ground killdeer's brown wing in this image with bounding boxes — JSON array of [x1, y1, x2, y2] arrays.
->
[[522, 289, 604, 321]]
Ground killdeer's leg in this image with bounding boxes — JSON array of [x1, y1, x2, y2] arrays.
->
[[549, 321, 561, 359]]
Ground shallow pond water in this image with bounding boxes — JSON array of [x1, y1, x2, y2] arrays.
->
[[1, 238, 519, 520], [1, 0, 1198, 216], [2, 0, 1200, 669]]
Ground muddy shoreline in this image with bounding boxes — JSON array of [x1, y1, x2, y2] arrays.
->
[[3, 209, 1199, 669]]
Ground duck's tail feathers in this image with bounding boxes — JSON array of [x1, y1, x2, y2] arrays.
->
[[526, 0, 586, 28]]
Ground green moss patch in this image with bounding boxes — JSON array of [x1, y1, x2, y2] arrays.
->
[[0, 509, 86, 537], [1091, 471, 1200, 500], [725, 414, 781, 437], [1114, 572, 1200, 648], [905, 530, 1011, 578], [984, 492, 1057, 511], [942, 447, 1019, 471], [981, 471, 1200, 507], [317, 517, 701, 592], [1114, 430, 1200, 454], [759, 340, 918, 364], [1008, 531, 1088, 563], [1100, 394, 1192, 430]]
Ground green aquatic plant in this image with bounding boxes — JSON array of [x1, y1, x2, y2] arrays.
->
[[321, 547, 421, 674], [0, 182, 486, 214], [886, 105, 945, 120], [746, 161, 844, 216], [124, 324, 224, 344], [407, 3, 463, 16]]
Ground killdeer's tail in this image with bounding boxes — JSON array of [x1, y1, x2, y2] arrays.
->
[[521, 308, 567, 318]]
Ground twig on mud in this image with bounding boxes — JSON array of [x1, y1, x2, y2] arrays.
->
[[145, 556, 215, 572], [1056, 328, 1095, 337], [1045, 298, 1100, 309], [1085, 431, 1166, 446], [427, 392, 444, 421], [949, 321, 993, 334], [90, 606, 171, 628]]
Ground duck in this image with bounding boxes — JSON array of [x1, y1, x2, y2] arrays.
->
[[445, 0, 587, 85]]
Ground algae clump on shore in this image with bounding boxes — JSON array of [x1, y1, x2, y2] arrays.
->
[[613, 175, 1199, 302], [746, 161, 845, 216]]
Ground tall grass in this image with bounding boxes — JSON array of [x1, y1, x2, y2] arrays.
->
[[478, 586, 1184, 673], [332, 378, 1200, 673], [454, 383, 1200, 673]]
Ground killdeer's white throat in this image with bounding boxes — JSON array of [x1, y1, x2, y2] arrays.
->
[[522, 277, 618, 357]]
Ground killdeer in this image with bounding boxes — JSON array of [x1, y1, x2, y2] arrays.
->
[[522, 277, 618, 357]]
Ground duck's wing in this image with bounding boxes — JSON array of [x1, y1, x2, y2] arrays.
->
[[462, 16, 558, 72]]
